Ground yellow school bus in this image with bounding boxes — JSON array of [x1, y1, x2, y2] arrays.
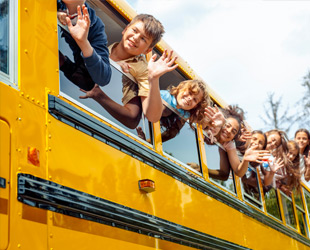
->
[[1, 0, 310, 249]]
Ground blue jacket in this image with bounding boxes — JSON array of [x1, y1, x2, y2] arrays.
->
[[57, 1, 111, 86]]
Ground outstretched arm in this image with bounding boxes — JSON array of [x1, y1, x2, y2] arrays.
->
[[236, 145, 270, 177], [79, 84, 142, 129], [141, 50, 178, 123]]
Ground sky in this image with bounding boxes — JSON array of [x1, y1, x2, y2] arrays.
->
[[126, 0, 310, 138]]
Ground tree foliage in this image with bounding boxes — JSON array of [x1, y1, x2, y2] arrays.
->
[[260, 92, 293, 134], [296, 71, 310, 128]]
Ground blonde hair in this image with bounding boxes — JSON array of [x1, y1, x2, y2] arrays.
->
[[169, 79, 210, 127], [128, 14, 165, 48]]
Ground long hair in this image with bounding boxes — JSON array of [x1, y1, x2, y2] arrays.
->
[[267, 130, 301, 192], [295, 128, 310, 157], [169, 79, 210, 129]]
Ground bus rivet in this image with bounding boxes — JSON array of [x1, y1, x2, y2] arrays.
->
[[24, 8, 28, 12], [26, 95, 29, 99], [42, 103, 45, 107], [48, 120, 51, 123], [50, 234, 53, 238], [24, 49, 28, 54], [18, 167, 21, 171], [18, 117, 21, 121], [21, 92, 24, 96], [56, 69, 59, 73], [49, 176, 52, 179], [37, 101, 40, 105], [17, 244, 21, 248], [48, 147, 52, 151], [31, 98, 35, 101], [18, 104, 22, 108], [49, 135, 52, 139]]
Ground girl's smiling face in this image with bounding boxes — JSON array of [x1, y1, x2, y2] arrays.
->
[[176, 89, 203, 111], [266, 133, 281, 151], [295, 131, 309, 152], [219, 117, 239, 143], [250, 133, 266, 150]]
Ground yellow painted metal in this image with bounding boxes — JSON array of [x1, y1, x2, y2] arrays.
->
[[0, 120, 10, 250], [0, 0, 309, 249]]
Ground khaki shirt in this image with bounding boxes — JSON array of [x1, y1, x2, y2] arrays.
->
[[109, 43, 149, 104]]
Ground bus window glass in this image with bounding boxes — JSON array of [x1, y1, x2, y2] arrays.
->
[[293, 189, 303, 209], [241, 166, 262, 208], [265, 187, 282, 221], [0, 0, 9, 75], [303, 189, 310, 228], [297, 209, 307, 236], [281, 193, 297, 229], [161, 118, 202, 174], [57, 4, 152, 144], [204, 142, 236, 194]]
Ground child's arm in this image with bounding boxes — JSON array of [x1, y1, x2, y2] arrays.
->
[[66, 4, 111, 86], [202, 105, 225, 136], [236, 145, 270, 177], [141, 50, 178, 123], [79, 84, 141, 129]]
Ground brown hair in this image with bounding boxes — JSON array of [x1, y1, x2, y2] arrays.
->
[[170, 79, 210, 128], [295, 128, 310, 157], [128, 14, 165, 48], [267, 130, 301, 192]]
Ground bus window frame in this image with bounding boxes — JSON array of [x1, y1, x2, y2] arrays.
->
[[240, 165, 264, 210], [161, 116, 203, 177], [280, 190, 298, 231], [59, 59, 153, 148], [0, 0, 18, 89]]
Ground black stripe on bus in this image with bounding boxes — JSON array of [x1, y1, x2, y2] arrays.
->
[[18, 173, 249, 250], [48, 95, 310, 246]]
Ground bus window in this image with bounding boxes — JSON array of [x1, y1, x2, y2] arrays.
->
[[0, 0, 8, 75], [160, 115, 202, 174], [57, 3, 152, 144], [241, 166, 263, 209], [204, 140, 236, 194], [281, 192, 297, 229], [265, 187, 282, 221]]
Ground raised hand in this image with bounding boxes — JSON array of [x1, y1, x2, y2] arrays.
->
[[202, 105, 225, 136], [243, 144, 270, 163], [148, 49, 178, 79], [66, 5, 90, 44], [270, 157, 284, 173], [239, 126, 252, 142], [79, 84, 102, 100]]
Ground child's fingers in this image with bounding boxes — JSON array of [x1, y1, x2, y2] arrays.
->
[[150, 53, 157, 62], [167, 56, 178, 67], [77, 5, 83, 19], [66, 17, 73, 29]]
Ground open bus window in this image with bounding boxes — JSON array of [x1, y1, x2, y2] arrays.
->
[[241, 166, 263, 208], [58, 35, 152, 143], [0, 0, 9, 75], [204, 138, 236, 194], [281, 191, 297, 229], [161, 117, 202, 174], [57, 2, 152, 144]]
